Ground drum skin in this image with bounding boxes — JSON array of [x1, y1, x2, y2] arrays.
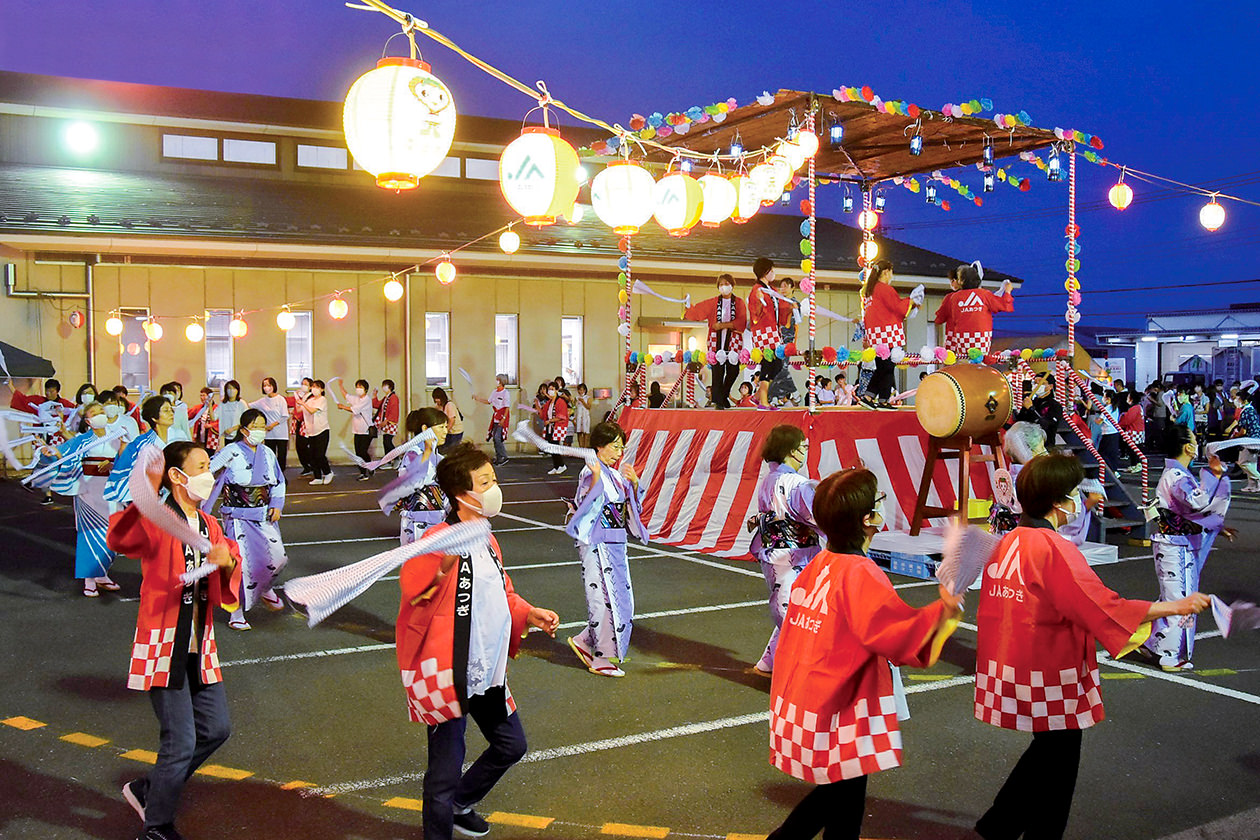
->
[[916, 364, 1012, 438]]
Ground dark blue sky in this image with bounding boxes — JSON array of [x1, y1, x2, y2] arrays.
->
[[3, 1, 1256, 333]]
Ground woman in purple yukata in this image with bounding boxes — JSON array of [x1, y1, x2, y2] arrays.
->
[[206, 409, 287, 630], [379, 408, 449, 546], [1143, 425, 1234, 671], [747, 424, 821, 676], [566, 421, 647, 678]]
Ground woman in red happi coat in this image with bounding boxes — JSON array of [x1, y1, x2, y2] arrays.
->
[[767, 468, 962, 840]]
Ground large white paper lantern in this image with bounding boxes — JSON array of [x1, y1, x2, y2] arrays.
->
[[652, 172, 704, 237], [499, 127, 581, 227], [590, 161, 656, 235], [731, 174, 762, 224], [749, 162, 778, 206], [698, 174, 737, 227], [343, 57, 457, 191]]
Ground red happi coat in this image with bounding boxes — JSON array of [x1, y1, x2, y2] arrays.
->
[[396, 524, 534, 725], [975, 522, 1150, 732], [770, 550, 955, 783], [932, 287, 1014, 355], [862, 282, 914, 349], [107, 503, 243, 691], [685, 295, 747, 357], [747, 281, 780, 349], [543, 396, 569, 443]]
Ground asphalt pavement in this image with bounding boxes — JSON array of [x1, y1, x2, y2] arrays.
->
[[1, 454, 1258, 840]]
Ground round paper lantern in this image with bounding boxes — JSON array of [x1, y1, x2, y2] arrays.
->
[[143, 319, 163, 341], [499, 229, 521, 254], [125, 342, 141, 357], [68, 310, 84, 329], [276, 309, 296, 331], [185, 322, 204, 343], [1108, 181, 1133, 211], [328, 297, 349, 320], [698, 174, 737, 227], [566, 202, 585, 224], [749, 162, 778, 205], [857, 209, 879, 231], [343, 58, 457, 191], [105, 314, 123, 336], [436, 259, 457, 285], [498, 127, 581, 226], [590, 161, 656, 235], [769, 154, 794, 193], [795, 130, 820, 158], [229, 315, 248, 338], [730, 174, 762, 224], [1199, 198, 1225, 232], [383, 279, 405, 301], [778, 140, 807, 171], [652, 171, 704, 236], [859, 239, 879, 261]]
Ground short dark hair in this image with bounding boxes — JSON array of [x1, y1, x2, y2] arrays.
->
[[159, 381, 179, 396], [405, 407, 447, 436], [591, 421, 626, 450], [436, 441, 492, 500], [813, 468, 879, 554], [716, 272, 734, 287], [778, 276, 795, 288], [312, 379, 326, 391], [355, 379, 369, 391], [382, 379, 395, 391], [141, 395, 167, 427], [433, 387, 449, 406], [753, 257, 775, 280], [1015, 453, 1085, 518], [112, 384, 127, 395], [958, 264, 983, 290], [45, 379, 61, 392], [1166, 424, 1195, 458], [96, 390, 121, 406], [235, 408, 265, 442], [161, 441, 207, 492], [761, 424, 805, 464], [262, 376, 279, 393]]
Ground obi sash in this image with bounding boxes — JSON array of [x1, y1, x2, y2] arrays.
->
[[224, 484, 271, 509], [1156, 508, 1204, 536], [397, 484, 447, 515], [747, 510, 819, 550], [82, 457, 114, 477]]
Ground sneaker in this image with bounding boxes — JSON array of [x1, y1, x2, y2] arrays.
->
[[453, 809, 490, 837], [546, 466, 559, 475], [40, 496, 54, 506], [857, 395, 880, 409], [137, 825, 185, 840], [321, 474, 333, 485], [299, 469, 312, 477], [357, 474, 371, 481], [122, 780, 146, 822], [1161, 660, 1194, 672], [553, 465, 567, 475], [309, 478, 323, 486], [567, 635, 594, 669]]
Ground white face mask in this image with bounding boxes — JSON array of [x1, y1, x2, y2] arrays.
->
[[246, 429, 266, 446], [104, 405, 123, 420], [356, 387, 366, 396], [80, 394, 94, 405], [718, 284, 733, 296], [463, 484, 503, 518], [87, 413, 108, 429], [1056, 493, 1081, 526], [547, 389, 557, 398], [177, 468, 216, 502]]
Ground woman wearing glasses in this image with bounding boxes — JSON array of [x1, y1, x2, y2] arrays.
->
[[748, 424, 823, 676]]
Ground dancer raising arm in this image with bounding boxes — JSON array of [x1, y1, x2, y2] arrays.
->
[[381, 408, 449, 546]]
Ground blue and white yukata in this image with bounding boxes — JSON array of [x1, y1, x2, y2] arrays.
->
[[566, 462, 647, 663], [36, 430, 122, 579], [747, 462, 821, 672], [104, 428, 191, 506], [1143, 458, 1231, 668], [207, 439, 287, 611], [379, 446, 446, 545]]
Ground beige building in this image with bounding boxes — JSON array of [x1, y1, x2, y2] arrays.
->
[[0, 71, 1020, 448]]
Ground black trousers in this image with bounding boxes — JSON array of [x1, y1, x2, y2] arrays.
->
[[381, 434, 395, 458], [868, 357, 896, 401], [710, 362, 740, 409], [305, 430, 330, 479], [295, 433, 312, 473], [977, 728, 1083, 840], [264, 438, 288, 471], [353, 433, 373, 475], [767, 774, 868, 840]]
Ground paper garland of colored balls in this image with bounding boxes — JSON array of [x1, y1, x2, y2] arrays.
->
[[624, 345, 1069, 369]]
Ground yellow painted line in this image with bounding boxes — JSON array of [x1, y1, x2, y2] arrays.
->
[[60, 732, 109, 747], [488, 811, 555, 829], [383, 796, 424, 812], [1195, 669, 1237, 677], [906, 674, 954, 681], [121, 749, 158, 764], [281, 780, 317, 790], [2, 716, 46, 730], [1102, 673, 1147, 680], [727, 834, 768, 840], [601, 823, 670, 838], [195, 764, 254, 780]]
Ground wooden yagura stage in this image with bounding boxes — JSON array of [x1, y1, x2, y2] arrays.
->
[[620, 407, 996, 560]]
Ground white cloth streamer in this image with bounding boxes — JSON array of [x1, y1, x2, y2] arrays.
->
[[22, 425, 127, 486], [937, 519, 1000, 596], [511, 420, 599, 467], [181, 562, 220, 586], [341, 428, 436, 471], [632, 279, 691, 309], [129, 445, 212, 553], [284, 518, 492, 626]]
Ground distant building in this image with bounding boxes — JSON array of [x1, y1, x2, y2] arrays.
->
[[1096, 303, 1260, 387]]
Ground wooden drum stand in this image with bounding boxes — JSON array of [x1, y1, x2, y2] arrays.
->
[[909, 432, 1008, 536]]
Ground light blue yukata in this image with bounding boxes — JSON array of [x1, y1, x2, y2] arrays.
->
[[206, 438, 287, 610], [566, 461, 647, 662], [34, 430, 122, 579]]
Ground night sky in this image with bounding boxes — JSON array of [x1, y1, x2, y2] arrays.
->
[[3, 1, 1257, 334]]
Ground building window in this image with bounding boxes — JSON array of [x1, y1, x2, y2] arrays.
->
[[495, 314, 518, 385], [204, 310, 233, 385], [222, 138, 277, 165], [425, 312, 450, 387], [562, 317, 583, 385], [285, 311, 313, 388], [432, 157, 461, 178], [118, 308, 150, 392], [297, 144, 349, 170], [464, 158, 498, 180], [162, 134, 218, 161]]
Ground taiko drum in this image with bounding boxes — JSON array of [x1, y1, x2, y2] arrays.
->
[[915, 364, 1012, 438]]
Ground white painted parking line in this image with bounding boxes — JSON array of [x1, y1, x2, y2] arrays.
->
[[314, 673, 974, 793], [222, 643, 394, 668], [287, 536, 395, 546]]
